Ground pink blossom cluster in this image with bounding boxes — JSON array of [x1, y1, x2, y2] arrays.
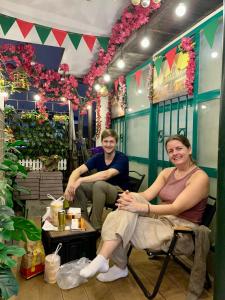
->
[[95, 97, 102, 139], [180, 37, 195, 95], [0, 43, 80, 116], [83, 2, 161, 95]]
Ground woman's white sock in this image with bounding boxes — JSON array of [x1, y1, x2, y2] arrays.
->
[[96, 265, 128, 282], [79, 254, 109, 278]]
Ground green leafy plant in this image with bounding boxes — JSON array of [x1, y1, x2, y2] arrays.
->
[[4, 108, 69, 159], [0, 140, 41, 300]]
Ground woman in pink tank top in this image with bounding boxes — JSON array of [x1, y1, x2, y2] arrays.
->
[[79, 135, 209, 283]]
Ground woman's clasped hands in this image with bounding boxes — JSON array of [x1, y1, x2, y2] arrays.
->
[[116, 190, 147, 214]]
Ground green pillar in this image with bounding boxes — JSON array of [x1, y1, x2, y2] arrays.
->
[[214, 8, 225, 300]]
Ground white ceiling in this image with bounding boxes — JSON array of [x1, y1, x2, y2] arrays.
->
[[0, 0, 130, 77]]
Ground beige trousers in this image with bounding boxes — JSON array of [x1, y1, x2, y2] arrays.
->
[[101, 193, 198, 268]]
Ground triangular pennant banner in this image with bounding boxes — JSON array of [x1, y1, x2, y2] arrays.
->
[[97, 36, 110, 51], [154, 56, 164, 76], [165, 47, 177, 70], [35, 24, 51, 44], [52, 28, 67, 46], [0, 15, 15, 35], [83, 34, 96, 52], [16, 19, 34, 38], [176, 52, 189, 70], [135, 69, 142, 88], [203, 19, 219, 48], [114, 79, 119, 92], [68, 32, 82, 49]]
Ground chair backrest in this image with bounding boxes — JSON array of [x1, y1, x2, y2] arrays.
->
[[201, 195, 216, 227], [128, 170, 145, 192]]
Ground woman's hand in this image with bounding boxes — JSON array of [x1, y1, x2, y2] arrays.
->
[[116, 190, 148, 214]]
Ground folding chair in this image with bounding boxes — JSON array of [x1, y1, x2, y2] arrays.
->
[[127, 195, 216, 300]]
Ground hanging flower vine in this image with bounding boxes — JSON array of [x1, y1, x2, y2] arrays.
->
[[83, 2, 161, 96], [180, 37, 196, 96], [95, 96, 101, 139]]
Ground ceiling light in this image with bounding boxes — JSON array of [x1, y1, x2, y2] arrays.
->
[[103, 73, 111, 82], [34, 94, 40, 101], [137, 89, 143, 94], [201, 105, 207, 110], [117, 58, 125, 69], [87, 105, 91, 110], [141, 0, 151, 8], [94, 83, 101, 91], [175, 3, 186, 17], [141, 37, 150, 48], [211, 51, 218, 58]]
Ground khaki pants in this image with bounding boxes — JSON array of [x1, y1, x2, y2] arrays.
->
[[101, 193, 198, 268], [75, 181, 122, 230]]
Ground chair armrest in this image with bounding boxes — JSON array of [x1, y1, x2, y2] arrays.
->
[[174, 225, 193, 234]]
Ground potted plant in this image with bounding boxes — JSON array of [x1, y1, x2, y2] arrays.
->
[[0, 140, 41, 300]]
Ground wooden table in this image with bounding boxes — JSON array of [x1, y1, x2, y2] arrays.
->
[[42, 218, 98, 264]]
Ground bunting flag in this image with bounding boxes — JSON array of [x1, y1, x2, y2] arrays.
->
[[0, 14, 15, 35], [68, 32, 82, 49], [97, 36, 109, 51], [203, 19, 219, 48], [165, 47, 177, 70], [176, 52, 189, 70], [16, 19, 34, 38], [35, 25, 51, 44], [52, 28, 67, 46], [83, 34, 96, 51], [154, 56, 163, 76], [135, 69, 142, 88], [0, 13, 108, 53], [114, 79, 119, 92]]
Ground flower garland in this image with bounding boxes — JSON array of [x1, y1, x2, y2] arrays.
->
[[105, 96, 111, 129], [83, 2, 161, 96], [117, 75, 127, 111], [180, 37, 196, 96], [95, 96, 101, 139], [0, 43, 79, 116], [147, 64, 153, 102]]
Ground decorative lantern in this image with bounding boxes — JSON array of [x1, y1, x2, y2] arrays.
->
[[12, 67, 29, 91], [100, 85, 108, 97], [131, 0, 141, 5]]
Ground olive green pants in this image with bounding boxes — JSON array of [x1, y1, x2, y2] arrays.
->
[[75, 181, 122, 230]]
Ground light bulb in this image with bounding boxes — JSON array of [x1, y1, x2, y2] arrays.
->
[[103, 73, 111, 82], [141, 0, 150, 8], [137, 89, 143, 94], [175, 3, 186, 17], [87, 105, 91, 110], [141, 37, 150, 48], [211, 51, 218, 58], [94, 83, 101, 91], [117, 58, 125, 69], [34, 94, 40, 101]]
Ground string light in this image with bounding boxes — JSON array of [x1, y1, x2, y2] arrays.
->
[[94, 83, 101, 91], [175, 3, 186, 17], [141, 37, 150, 48], [117, 58, 125, 69], [103, 73, 111, 82]]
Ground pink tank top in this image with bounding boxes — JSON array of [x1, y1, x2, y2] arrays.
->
[[158, 167, 207, 224]]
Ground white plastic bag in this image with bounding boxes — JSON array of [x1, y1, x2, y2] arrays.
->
[[56, 257, 90, 289]]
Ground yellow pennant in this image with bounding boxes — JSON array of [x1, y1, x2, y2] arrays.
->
[[176, 52, 189, 70]]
